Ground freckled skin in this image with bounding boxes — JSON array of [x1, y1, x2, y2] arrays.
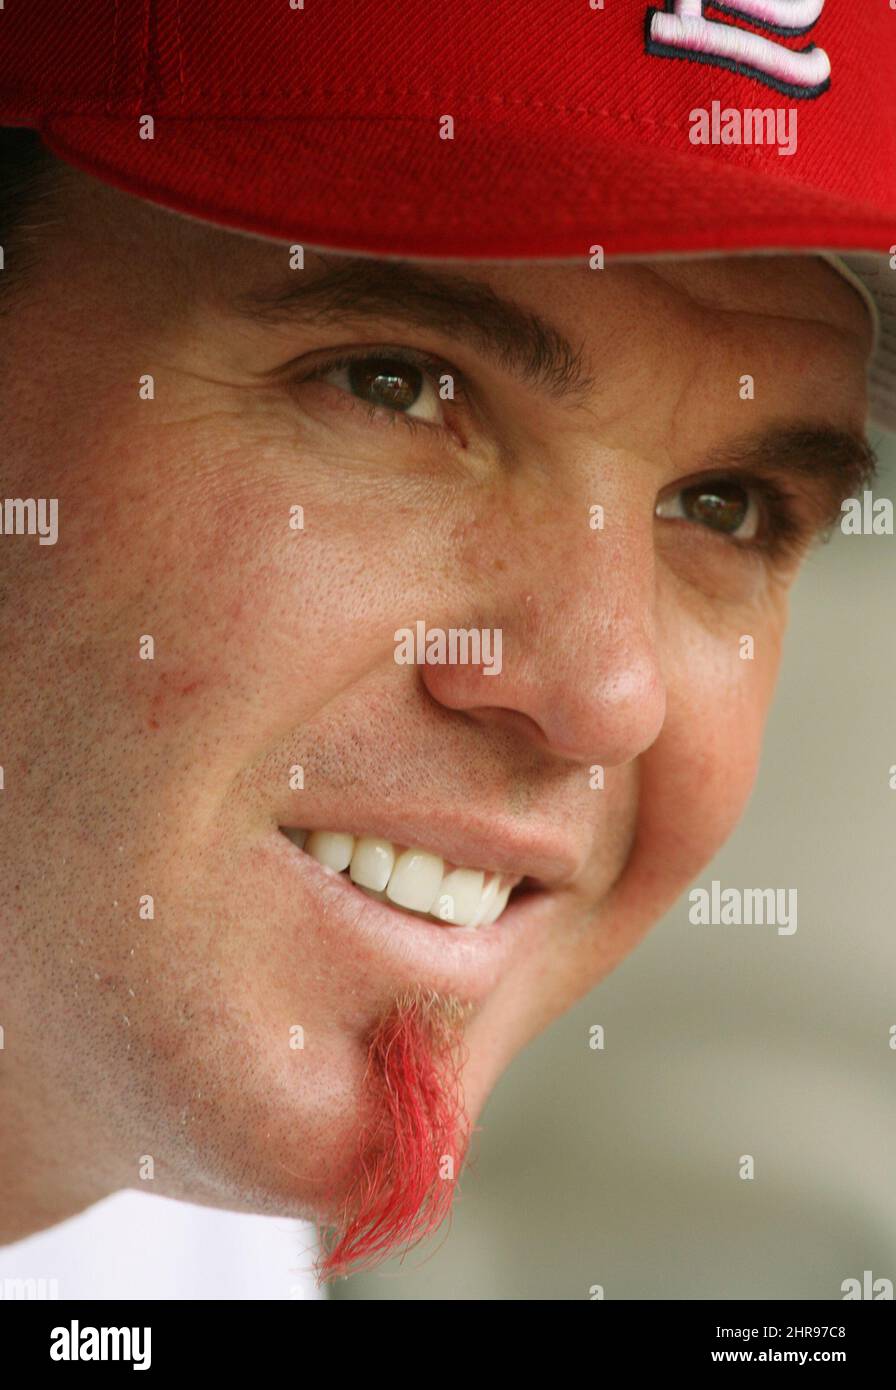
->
[[0, 165, 871, 1243]]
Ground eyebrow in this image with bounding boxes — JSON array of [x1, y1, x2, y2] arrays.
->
[[229, 254, 596, 401], [699, 423, 878, 523], [230, 257, 877, 512]]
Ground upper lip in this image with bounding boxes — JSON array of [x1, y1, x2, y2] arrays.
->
[[277, 804, 585, 891]]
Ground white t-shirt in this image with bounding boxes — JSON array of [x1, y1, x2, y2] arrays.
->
[[0, 1190, 322, 1300]]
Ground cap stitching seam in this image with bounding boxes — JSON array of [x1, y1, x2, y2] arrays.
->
[[19, 102, 808, 133], [173, 0, 187, 103], [139, 0, 153, 108], [105, 0, 122, 113]]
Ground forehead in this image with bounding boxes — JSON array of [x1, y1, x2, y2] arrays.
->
[[473, 253, 873, 361], [61, 165, 874, 361], [637, 254, 874, 348]]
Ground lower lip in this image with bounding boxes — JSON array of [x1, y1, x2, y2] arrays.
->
[[264, 830, 553, 1003]]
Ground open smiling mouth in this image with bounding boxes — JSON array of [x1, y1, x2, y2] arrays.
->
[[280, 828, 528, 929]]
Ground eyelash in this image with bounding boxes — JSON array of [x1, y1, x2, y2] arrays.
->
[[298, 345, 468, 442], [747, 479, 808, 556], [676, 471, 809, 559], [296, 349, 811, 558]]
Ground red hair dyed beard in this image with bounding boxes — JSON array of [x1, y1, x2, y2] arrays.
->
[[318, 989, 472, 1281]]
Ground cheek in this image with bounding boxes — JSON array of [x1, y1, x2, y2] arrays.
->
[[628, 594, 787, 914], [462, 579, 792, 1077], [28, 421, 408, 772], [552, 587, 789, 1006]]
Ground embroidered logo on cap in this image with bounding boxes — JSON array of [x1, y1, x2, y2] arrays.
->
[[645, 1, 831, 98]]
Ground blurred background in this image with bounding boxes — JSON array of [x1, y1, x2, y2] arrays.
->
[[334, 430, 896, 1301]]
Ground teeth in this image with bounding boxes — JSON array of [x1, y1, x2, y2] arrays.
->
[[481, 879, 512, 926], [433, 868, 485, 926], [305, 830, 354, 873], [349, 837, 395, 892], [469, 873, 502, 929], [285, 828, 519, 928], [386, 849, 444, 913]]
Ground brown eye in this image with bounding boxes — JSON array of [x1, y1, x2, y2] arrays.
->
[[310, 352, 447, 424], [656, 477, 760, 541], [681, 480, 749, 533], [347, 357, 424, 412]]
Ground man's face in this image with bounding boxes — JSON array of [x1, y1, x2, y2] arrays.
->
[[0, 165, 873, 1248]]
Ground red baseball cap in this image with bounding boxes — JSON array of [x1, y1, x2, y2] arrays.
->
[[1, 0, 894, 425]]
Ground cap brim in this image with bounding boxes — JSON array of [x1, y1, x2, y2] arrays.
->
[[40, 114, 896, 430], [839, 254, 896, 435]]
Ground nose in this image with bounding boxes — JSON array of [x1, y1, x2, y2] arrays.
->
[[419, 494, 667, 768]]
